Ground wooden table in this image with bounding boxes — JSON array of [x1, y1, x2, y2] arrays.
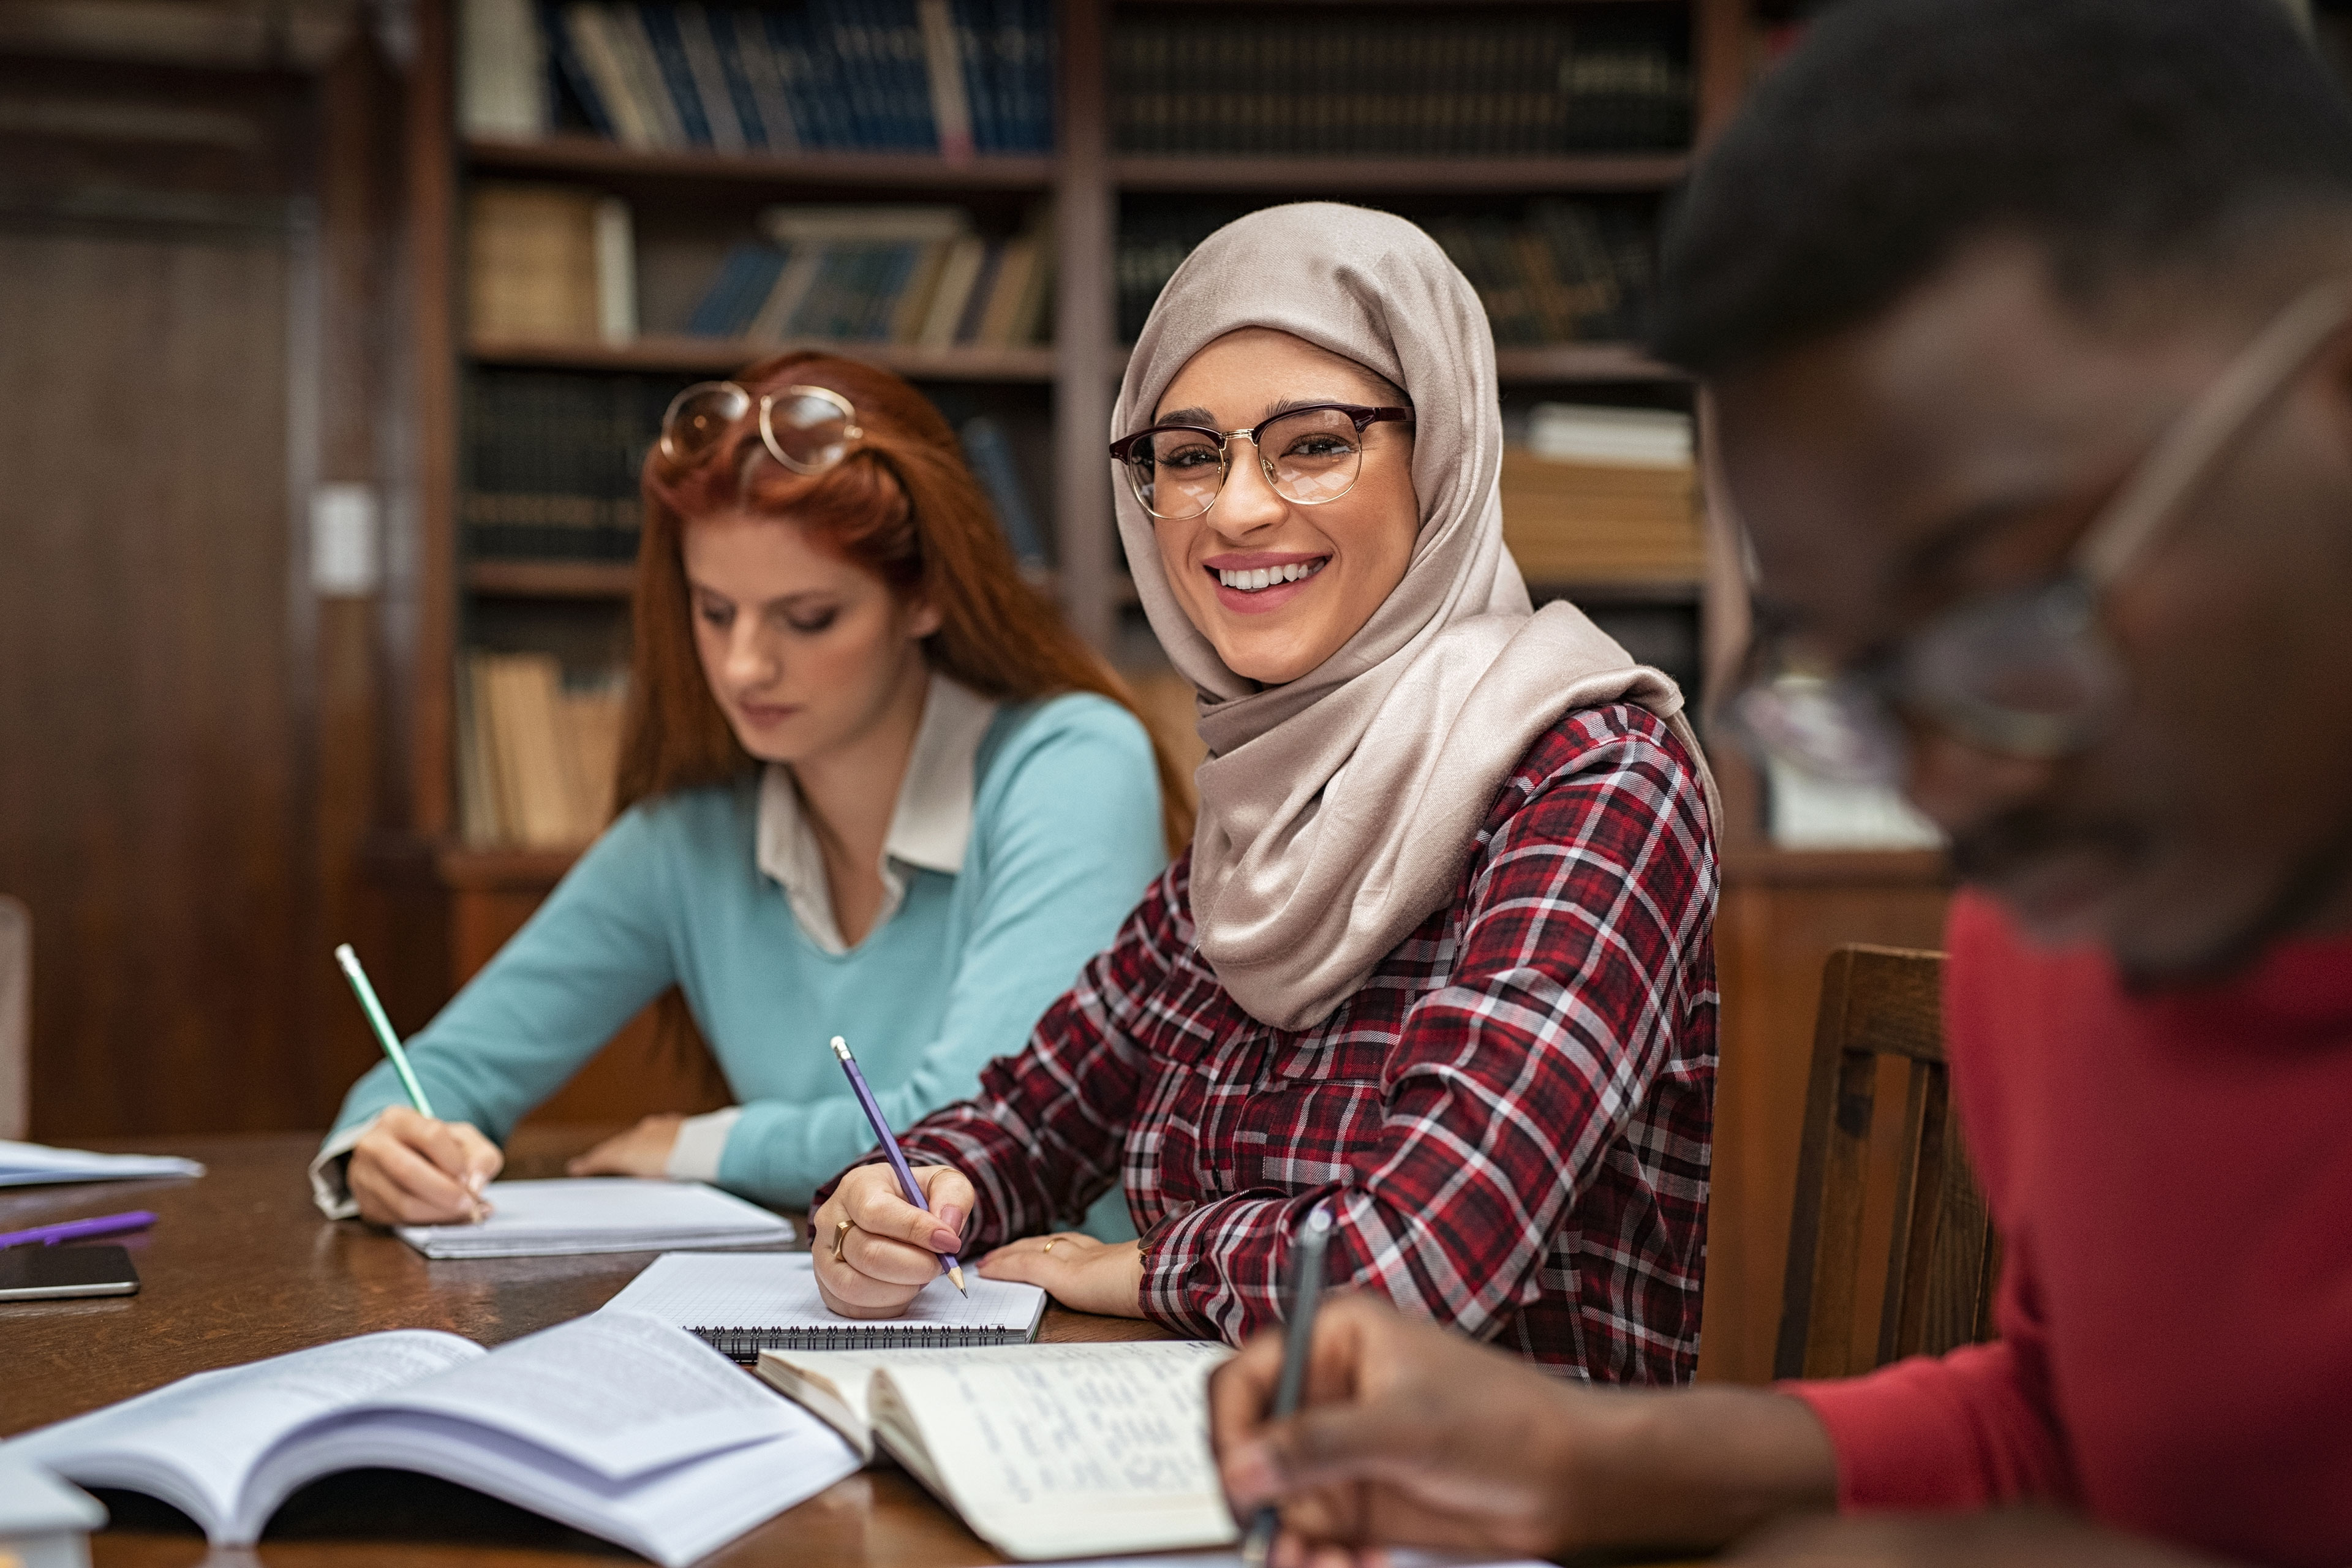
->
[[0, 1129, 1176, 1568]]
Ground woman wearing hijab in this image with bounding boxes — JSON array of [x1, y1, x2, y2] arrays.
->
[[810, 206, 1721, 1380]]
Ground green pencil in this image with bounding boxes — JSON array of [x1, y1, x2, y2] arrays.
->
[[334, 943, 435, 1118]]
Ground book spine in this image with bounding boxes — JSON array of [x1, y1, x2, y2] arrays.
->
[[702, 9, 766, 147], [461, 0, 551, 137], [538, 0, 617, 137], [605, 2, 688, 146], [635, 2, 717, 146], [562, 4, 655, 145], [593, 195, 636, 341], [917, 0, 973, 159], [674, 2, 748, 150], [957, 415, 1046, 567], [728, 6, 799, 151]]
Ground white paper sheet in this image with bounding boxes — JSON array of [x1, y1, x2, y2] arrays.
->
[[600, 1250, 1044, 1333], [394, 1178, 793, 1258], [0, 1139, 205, 1187]]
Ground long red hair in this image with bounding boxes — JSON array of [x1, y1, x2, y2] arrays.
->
[[615, 349, 1192, 853]]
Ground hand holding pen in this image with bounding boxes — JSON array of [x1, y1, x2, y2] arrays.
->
[[813, 1035, 974, 1315], [333, 946, 502, 1227]]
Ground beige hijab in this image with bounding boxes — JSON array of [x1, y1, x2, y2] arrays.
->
[[1115, 203, 1719, 1030]]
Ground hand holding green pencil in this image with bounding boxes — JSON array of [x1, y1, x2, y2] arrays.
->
[[334, 945, 502, 1227]]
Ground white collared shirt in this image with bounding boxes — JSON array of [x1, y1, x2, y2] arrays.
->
[[753, 672, 1000, 956]]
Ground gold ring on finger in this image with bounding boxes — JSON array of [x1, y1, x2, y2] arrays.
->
[[1041, 1237, 1058, 1254], [832, 1218, 853, 1260]]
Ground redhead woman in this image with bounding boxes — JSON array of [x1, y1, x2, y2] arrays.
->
[[312, 352, 1183, 1225], [811, 206, 1721, 1381]]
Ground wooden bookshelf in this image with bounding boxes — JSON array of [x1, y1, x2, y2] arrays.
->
[[465, 559, 636, 598], [469, 334, 1061, 381], [1112, 153, 1692, 195], [405, 0, 1746, 845], [467, 134, 1056, 191], [1494, 343, 1684, 382]]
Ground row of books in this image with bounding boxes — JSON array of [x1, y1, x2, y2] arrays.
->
[[464, 371, 672, 560], [1499, 404, 1702, 585], [1109, 9, 1691, 156], [461, 0, 1055, 155], [459, 652, 629, 848], [685, 205, 1050, 348], [462, 368, 1047, 566], [1115, 198, 1654, 345], [1428, 200, 1657, 346], [469, 183, 638, 342]]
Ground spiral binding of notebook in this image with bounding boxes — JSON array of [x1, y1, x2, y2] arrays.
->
[[599, 1253, 1051, 1357], [693, 1324, 1032, 1362]]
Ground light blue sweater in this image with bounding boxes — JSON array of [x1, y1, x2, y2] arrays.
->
[[326, 692, 1165, 1215]]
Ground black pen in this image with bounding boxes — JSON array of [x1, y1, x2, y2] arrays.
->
[[1242, 1203, 1336, 1568]]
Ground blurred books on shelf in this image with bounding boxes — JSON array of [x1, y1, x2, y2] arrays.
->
[[1110, 5, 1689, 156], [1501, 404, 1702, 585], [956, 414, 1046, 570], [1117, 198, 1649, 345], [461, 652, 630, 848], [464, 369, 669, 560], [461, 0, 1055, 155], [685, 203, 1051, 347], [469, 183, 638, 342]]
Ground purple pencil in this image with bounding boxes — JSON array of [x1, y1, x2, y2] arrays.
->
[[0, 1209, 156, 1250], [829, 1035, 967, 1295]]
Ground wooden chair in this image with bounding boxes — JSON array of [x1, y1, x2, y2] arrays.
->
[[0, 896, 27, 1140], [1772, 944, 2001, 1380]]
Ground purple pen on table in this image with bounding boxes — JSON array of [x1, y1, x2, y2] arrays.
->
[[828, 1034, 967, 1296], [0, 1210, 156, 1250]]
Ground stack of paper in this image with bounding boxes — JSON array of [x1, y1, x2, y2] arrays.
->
[[396, 1179, 793, 1260], [0, 1140, 205, 1188]]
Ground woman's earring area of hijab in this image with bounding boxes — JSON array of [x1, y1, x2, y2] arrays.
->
[[1140, 328, 1421, 687]]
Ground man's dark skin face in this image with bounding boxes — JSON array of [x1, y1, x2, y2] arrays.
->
[[1714, 235, 2352, 981]]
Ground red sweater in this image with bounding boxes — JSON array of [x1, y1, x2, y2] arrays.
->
[[1790, 891, 2352, 1566]]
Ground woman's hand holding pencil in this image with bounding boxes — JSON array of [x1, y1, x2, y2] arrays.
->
[[345, 1106, 503, 1227], [333, 943, 504, 1227], [811, 1161, 973, 1318]]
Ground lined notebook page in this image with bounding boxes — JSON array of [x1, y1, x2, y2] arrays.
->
[[876, 1352, 1240, 1559], [600, 1253, 1046, 1335]]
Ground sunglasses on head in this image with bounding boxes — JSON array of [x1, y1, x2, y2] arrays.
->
[[658, 381, 864, 475]]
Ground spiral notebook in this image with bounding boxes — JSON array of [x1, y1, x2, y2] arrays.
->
[[598, 1251, 1048, 1361]]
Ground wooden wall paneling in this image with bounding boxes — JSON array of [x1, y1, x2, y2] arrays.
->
[[1695, 851, 1953, 1384], [309, 31, 412, 1114], [0, 64, 316, 1136], [1052, 0, 1116, 652], [401, 0, 459, 839]]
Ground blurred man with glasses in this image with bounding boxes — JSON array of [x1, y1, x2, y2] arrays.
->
[[1205, 2, 2352, 1565]]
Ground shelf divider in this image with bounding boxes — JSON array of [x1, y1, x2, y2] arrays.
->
[[466, 134, 1057, 190]]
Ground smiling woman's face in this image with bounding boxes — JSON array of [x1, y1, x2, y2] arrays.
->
[[1146, 328, 1419, 684]]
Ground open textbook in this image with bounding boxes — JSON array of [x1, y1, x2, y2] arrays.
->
[[601, 1250, 1047, 1359], [1, 1313, 859, 1567], [393, 1178, 793, 1259], [755, 1340, 1237, 1560]]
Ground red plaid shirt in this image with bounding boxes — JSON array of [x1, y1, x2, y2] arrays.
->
[[878, 703, 1716, 1381]]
